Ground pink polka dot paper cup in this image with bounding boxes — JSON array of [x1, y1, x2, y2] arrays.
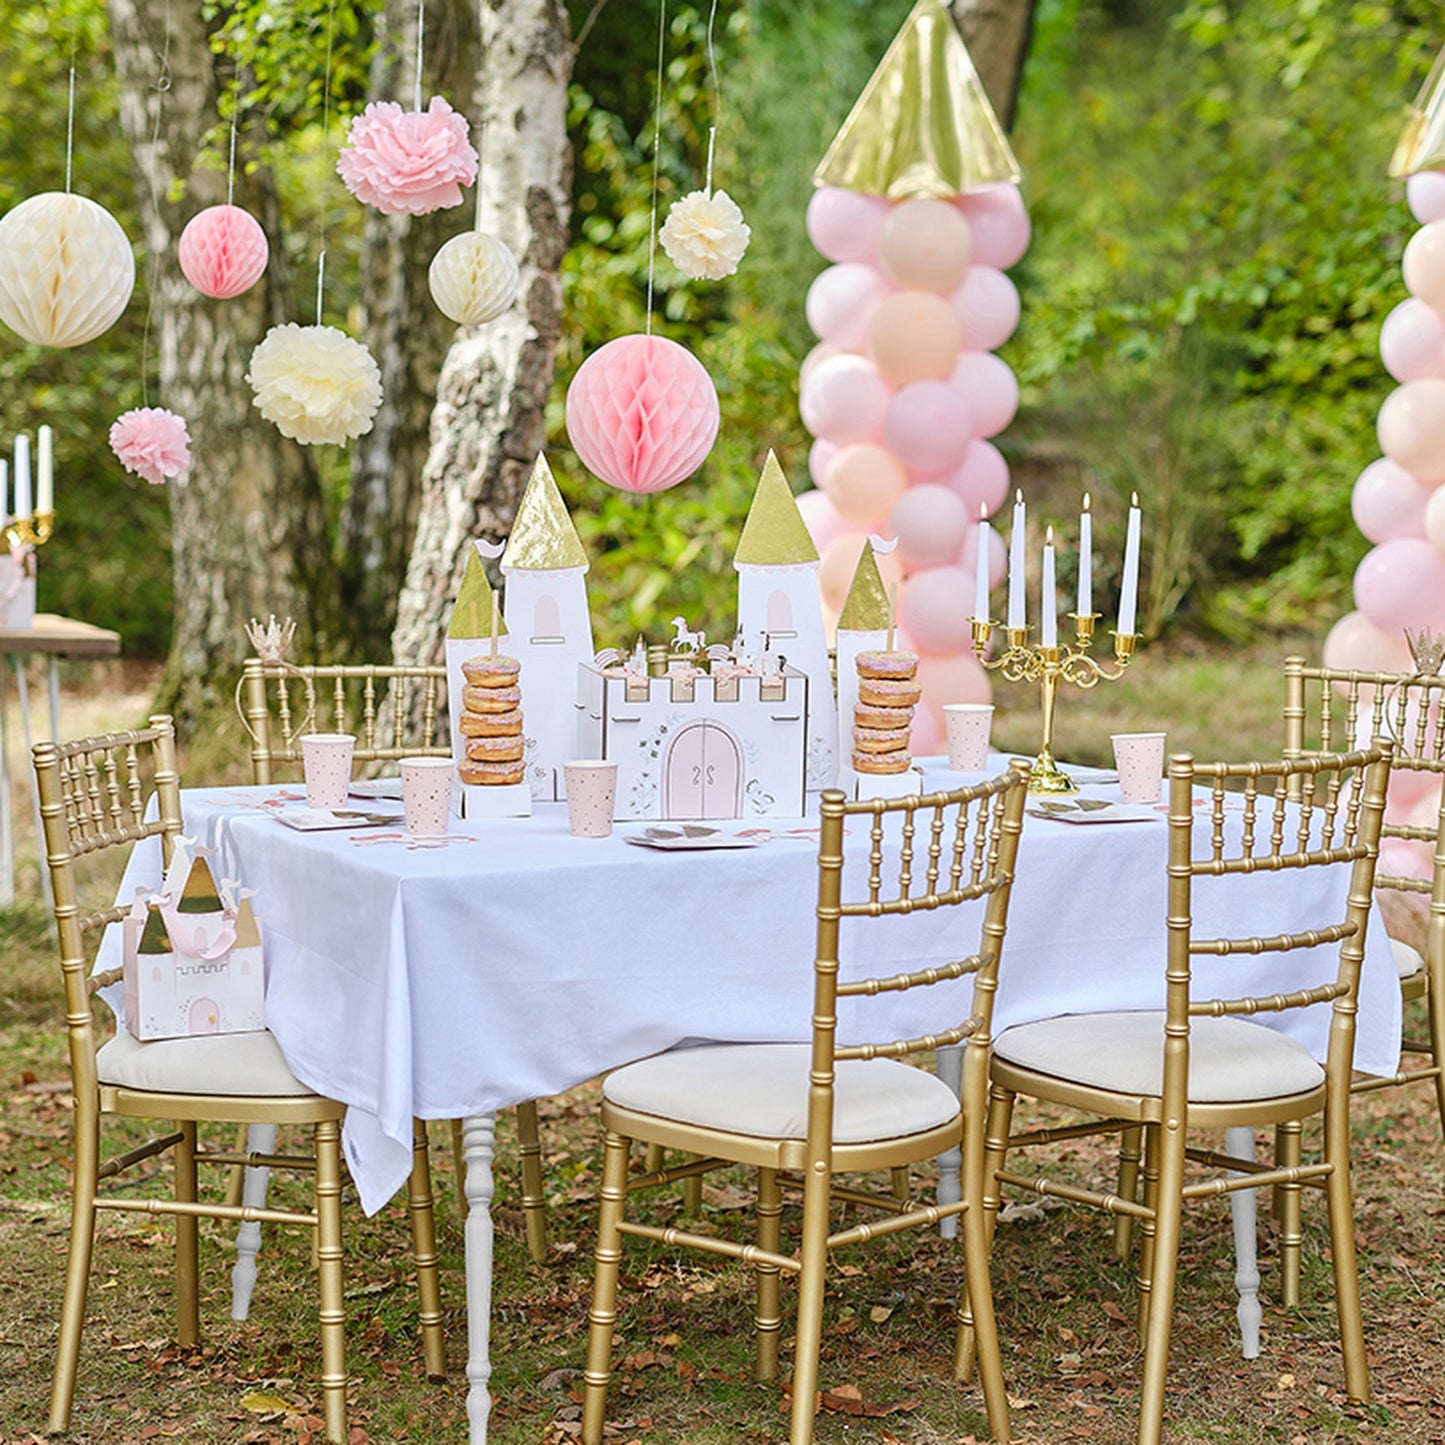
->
[[943, 703, 994, 772], [564, 760, 619, 838], [1111, 732, 1167, 805], [300, 733, 356, 810], [400, 757, 455, 837]]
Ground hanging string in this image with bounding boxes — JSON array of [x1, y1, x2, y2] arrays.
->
[[317, 0, 337, 325], [414, 0, 426, 113], [703, 0, 720, 195], [64, 67, 77, 193], [138, 2, 174, 408], [475, 0, 491, 230], [225, 71, 239, 207], [644, 0, 668, 336]]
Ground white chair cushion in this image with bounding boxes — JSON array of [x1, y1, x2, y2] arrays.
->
[[1391, 936, 1425, 978], [994, 1011, 1324, 1103], [603, 1042, 960, 1143], [97, 1028, 319, 1098]]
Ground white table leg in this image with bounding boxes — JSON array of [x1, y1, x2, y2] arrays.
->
[[1226, 1125, 1261, 1359], [231, 1122, 277, 1321], [463, 1112, 496, 1443], [15, 659, 51, 909], [935, 1044, 963, 1239]]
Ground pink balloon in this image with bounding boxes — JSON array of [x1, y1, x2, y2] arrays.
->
[[884, 380, 974, 473], [801, 341, 843, 386], [1378, 378, 1445, 482], [177, 204, 269, 299], [868, 291, 961, 386], [796, 488, 858, 553], [929, 439, 1011, 515], [949, 351, 1019, 438], [808, 437, 839, 490], [910, 700, 943, 757], [564, 334, 720, 493], [805, 263, 894, 350], [1425, 483, 1445, 553], [956, 185, 1030, 269], [1407, 171, 1445, 226], [805, 187, 890, 264], [890, 484, 971, 570], [878, 199, 973, 293], [1379, 834, 1434, 882], [915, 652, 991, 750], [823, 442, 909, 523], [1353, 537, 1445, 631], [1322, 609, 1414, 673], [1380, 297, 1445, 382], [1351, 456, 1432, 543], [1404, 222, 1445, 312], [959, 519, 1007, 588], [950, 267, 1021, 350], [818, 533, 904, 613], [800, 354, 892, 446], [899, 566, 976, 656]]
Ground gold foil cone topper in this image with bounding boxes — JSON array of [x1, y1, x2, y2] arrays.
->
[[837, 540, 893, 632], [1390, 46, 1445, 178], [501, 454, 589, 572], [813, 0, 1021, 198], [448, 547, 508, 640], [734, 451, 820, 568]]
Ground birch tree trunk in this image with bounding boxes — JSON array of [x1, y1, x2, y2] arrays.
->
[[951, 0, 1039, 130], [108, 0, 333, 722], [343, 0, 480, 651], [389, 0, 573, 667]]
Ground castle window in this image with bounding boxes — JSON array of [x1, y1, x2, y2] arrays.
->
[[766, 589, 796, 639], [530, 593, 564, 644], [151, 966, 162, 983]]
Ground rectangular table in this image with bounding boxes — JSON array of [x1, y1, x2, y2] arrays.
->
[[100, 762, 1401, 1440]]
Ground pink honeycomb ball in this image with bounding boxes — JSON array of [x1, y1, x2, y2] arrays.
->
[[178, 205, 269, 300]]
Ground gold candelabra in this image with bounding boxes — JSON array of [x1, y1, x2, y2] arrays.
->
[[5, 511, 55, 549], [971, 612, 1139, 793]]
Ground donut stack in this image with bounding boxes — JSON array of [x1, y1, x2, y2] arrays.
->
[[459, 654, 526, 786], [852, 649, 920, 776]]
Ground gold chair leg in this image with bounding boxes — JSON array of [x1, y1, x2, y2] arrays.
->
[[1137, 1122, 1186, 1445], [1324, 1097, 1370, 1402], [515, 1100, 549, 1264], [175, 1121, 200, 1348], [582, 1130, 632, 1445], [755, 1167, 783, 1381], [49, 1109, 99, 1433], [1136, 1126, 1160, 1343], [1426, 970, 1445, 1137], [643, 1142, 663, 1172], [1276, 1119, 1303, 1309], [409, 1120, 447, 1381], [682, 1154, 703, 1215], [789, 1157, 833, 1445], [449, 1118, 468, 1220], [1114, 1125, 1144, 1259], [315, 1119, 348, 1444], [957, 1082, 1015, 1384], [890, 1165, 909, 1205]]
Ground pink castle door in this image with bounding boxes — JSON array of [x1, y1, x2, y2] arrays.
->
[[663, 721, 744, 819], [189, 998, 221, 1034]]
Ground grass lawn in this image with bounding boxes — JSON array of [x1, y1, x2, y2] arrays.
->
[[0, 643, 1442, 1444]]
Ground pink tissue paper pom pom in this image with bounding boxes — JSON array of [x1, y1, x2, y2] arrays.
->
[[337, 96, 479, 216], [109, 407, 191, 485]]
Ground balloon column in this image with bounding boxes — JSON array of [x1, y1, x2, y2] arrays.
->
[[793, 0, 1027, 754]]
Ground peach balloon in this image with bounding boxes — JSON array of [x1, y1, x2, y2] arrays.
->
[[877, 198, 973, 293], [884, 380, 975, 473], [867, 291, 961, 386], [1353, 537, 1445, 630], [899, 566, 976, 656], [806, 186, 890, 264], [915, 652, 992, 749], [956, 185, 1030, 269], [1378, 377, 1445, 482], [890, 484, 971, 570], [809, 437, 839, 491], [800, 354, 892, 445], [818, 533, 903, 613], [950, 266, 1021, 350], [824, 442, 908, 523], [1379, 298, 1445, 383], [1351, 456, 1432, 543], [1322, 609, 1414, 674], [805, 262, 894, 351], [796, 488, 857, 552], [1407, 171, 1445, 226], [949, 351, 1019, 437], [930, 438, 1011, 515], [1403, 221, 1445, 312]]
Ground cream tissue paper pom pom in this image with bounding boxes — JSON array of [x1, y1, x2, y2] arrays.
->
[[659, 189, 751, 281], [337, 96, 478, 216], [247, 323, 383, 445], [109, 407, 192, 485]]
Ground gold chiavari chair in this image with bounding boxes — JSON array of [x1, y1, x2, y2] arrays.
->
[[966, 747, 1390, 1445], [581, 764, 1031, 1445], [33, 716, 430, 1442], [239, 657, 549, 1265]]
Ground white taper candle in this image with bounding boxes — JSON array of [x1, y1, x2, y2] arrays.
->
[[974, 507, 992, 624], [1041, 526, 1057, 646], [1078, 493, 1092, 617], [1117, 492, 1142, 636], [13, 434, 31, 520], [37, 424, 53, 515], [1007, 490, 1026, 630]]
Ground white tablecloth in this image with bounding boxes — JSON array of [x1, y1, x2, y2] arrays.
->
[[98, 760, 1400, 1215]]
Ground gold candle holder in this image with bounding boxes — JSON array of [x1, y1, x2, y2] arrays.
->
[[972, 613, 1139, 793], [4, 511, 56, 549]]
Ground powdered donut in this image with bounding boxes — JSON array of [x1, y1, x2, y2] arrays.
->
[[855, 649, 919, 679], [854, 702, 914, 731], [463, 683, 522, 714], [462, 654, 521, 685], [858, 678, 922, 708], [459, 709, 523, 737], [852, 725, 911, 754], [465, 735, 524, 763], [459, 759, 525, 786], [852, 749, 912, 775]]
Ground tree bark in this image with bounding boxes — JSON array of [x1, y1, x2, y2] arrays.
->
[[389, 0, 573, 668], [950, 0, 1038, 131], [343, 0, 480, 653], [108, 0, 332, 723]]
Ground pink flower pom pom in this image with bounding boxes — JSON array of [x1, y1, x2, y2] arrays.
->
[[178, 205, 269, 299], [337, 96, 479, 216], [109, 407, 191, 486]]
